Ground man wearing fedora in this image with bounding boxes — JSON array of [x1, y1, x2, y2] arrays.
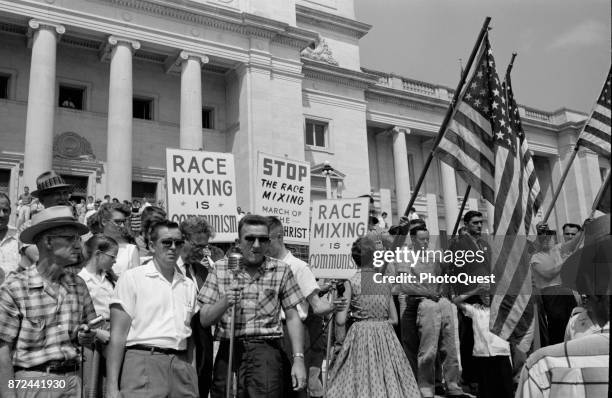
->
[[31, 171, 73, 209], [0, 206, 97, 398]]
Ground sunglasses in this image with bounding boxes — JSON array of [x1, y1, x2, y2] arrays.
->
[[243, 236, 270, 244], [159, 238, 185, 248], [111, 218, 127, 226]]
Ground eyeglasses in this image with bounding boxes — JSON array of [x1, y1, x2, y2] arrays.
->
[[47, 235, 81, 244], [243, 236, 270, 244], [98, 251, 117, 260], [111, 218, 127, 226], [159, 238, 185, 248]]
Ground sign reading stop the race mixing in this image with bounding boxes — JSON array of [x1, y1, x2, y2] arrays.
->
[[309, 197, 369, 279], [166, 148, 238, 242], [255, 152, 311, 245]]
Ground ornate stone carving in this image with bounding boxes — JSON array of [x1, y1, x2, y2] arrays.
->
[[53, 132, 96, 161], [301, 39, 338, 66]]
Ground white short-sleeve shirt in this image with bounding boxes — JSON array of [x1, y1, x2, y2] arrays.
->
[[461, 303, 510, 357], [109, 261, 199, 350], [282, 252, 319, 320], [77, 268, 114, 319]]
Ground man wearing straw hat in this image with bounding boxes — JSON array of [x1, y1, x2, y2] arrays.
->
[[31, 171, 73, 209], [0, 206, 97, 398]]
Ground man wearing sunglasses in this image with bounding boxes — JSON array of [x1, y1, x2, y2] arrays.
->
[[106, 220, 199, 398], [0, 206, 96, 398], [198, 214, 307, 398]]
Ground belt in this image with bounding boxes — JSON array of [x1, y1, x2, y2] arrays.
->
[[127, 344, 187, 356], [14, 359, 79, 375]]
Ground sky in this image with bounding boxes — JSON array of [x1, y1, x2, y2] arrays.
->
[[354, 0, 611, 113]]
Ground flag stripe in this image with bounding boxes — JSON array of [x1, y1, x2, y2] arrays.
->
[[590, 108, 611, 127], [579, 139, 611, 158], [594, 103, 610, 119], [584, 123, 611, 141], [577, 66, 611, 158], [434, 147, 495, 201], [440, 124, 495, 175]]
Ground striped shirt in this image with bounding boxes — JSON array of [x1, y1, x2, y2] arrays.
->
[[0, 266, 97, 368], [516, 332, 609, 398], [198, 256, 304, 340]]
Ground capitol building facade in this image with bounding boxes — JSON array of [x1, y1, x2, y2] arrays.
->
[[0, 0, 608, 236]]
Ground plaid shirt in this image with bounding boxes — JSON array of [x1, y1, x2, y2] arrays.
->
[[0, 265, 97, 368], [198, 256, 304, 340]]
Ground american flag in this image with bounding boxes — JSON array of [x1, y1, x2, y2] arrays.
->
[[434, 41, 495, 203], [434, 35, 535, 344], [503, 70, 543, 235], [577, 66, 611, 159]]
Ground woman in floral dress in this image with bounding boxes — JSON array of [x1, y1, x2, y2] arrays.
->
[[326, 236, 420, 398]]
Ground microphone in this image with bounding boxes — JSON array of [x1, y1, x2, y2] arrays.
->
[[227, 252, 242, 273]]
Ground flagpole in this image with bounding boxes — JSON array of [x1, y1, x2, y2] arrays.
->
[[451, 185, 471, 237], [540, 147, 579, 224], [391, 16, 491, 246], [588, 168, 611, 218]]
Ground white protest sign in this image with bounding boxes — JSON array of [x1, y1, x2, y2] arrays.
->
[[309, 197, 369, 279], [255, 152, 311, 245], [166, 148, 238, 242]]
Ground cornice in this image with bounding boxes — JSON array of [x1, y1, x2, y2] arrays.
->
[[99, 0, 317, 50], [365, 88, 446, 114], [295, 4, 371, 39], [301, 58, 378, 89]]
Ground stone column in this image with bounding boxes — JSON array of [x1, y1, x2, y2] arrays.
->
[[179, 51, 209, 149], [392, 127, 411, 217], [23, 20, 65, 187], [440, 162, 459, 233], [105, 36, 140, 200]]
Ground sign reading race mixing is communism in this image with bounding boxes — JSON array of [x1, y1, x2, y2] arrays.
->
[[309, 197, 369, 279], [166, 148, 238, 242], [255, 152, 311, 245]]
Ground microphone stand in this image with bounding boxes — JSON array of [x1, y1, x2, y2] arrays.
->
[[226, 253, 242, 398]]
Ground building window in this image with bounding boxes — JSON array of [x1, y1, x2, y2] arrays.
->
[[133, 97, 153, 120], [202, 107, 214, 129], [0, 75, 9, 99], [305, 119, 328, 148], [132, 181, 157, 202], [0, 169, 9, 196], [407, 154, 415, 191], [60, 174, 88, 201], [59, 85, 85, 110]]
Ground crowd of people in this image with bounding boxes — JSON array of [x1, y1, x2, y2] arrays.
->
[[0, 170, 608, 398]]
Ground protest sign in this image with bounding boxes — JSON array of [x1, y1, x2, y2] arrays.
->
[[255, 152, 310, 245], [309, 197, 369, 279], [166, 148, 238, 242]]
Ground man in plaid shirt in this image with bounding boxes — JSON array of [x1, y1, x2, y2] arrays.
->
[[199, 214, 306, 398], [0, 206, 97, 398]]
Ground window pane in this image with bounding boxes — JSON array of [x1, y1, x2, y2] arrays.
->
[[202, 108, 214, 129], [305, 122, 314, 145], [314, 124, 325, 147], [133, 98, 152, 120], [59, 85, 84, 110], [0, 75, 8, 99]]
